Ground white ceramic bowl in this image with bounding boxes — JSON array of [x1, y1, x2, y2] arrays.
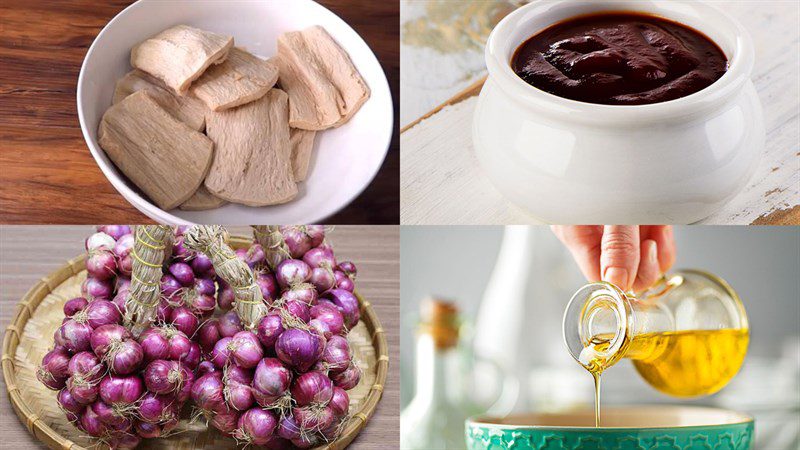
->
[[78, 0, 393, 225], [473, 0, 764, 224]]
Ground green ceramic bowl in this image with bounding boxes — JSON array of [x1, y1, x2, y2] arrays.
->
[[466, 406, 753, 450]]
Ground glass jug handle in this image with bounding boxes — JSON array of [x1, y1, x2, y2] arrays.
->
[[472, 354, 520, 417]]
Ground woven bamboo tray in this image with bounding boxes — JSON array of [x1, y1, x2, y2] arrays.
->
[[2, 236, 388, 450]]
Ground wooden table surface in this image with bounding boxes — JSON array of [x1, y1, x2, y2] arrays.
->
[[0, 1, 399, 225], [0, 225, 400, 449]]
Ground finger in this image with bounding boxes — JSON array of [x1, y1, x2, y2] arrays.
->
[[552, 225, 603, 282], [633, 239, 661, 292], [652, 226, 677, 272], [600, 225, 640, 291]]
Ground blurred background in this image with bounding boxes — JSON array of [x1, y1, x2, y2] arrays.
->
[[400, 226, 800, 449]]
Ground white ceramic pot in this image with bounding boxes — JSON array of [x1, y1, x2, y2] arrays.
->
[[473, 0, 764, 224]]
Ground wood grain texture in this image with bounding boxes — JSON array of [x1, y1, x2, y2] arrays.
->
[[0, 0, 399, 225], [400, 2, 799, 225], [0, 225, 400, 449]]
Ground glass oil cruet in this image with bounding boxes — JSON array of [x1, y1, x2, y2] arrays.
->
[[563, 269, 749, 424], [400, 299, 483, 450]]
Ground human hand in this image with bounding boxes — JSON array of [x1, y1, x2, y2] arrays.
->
[[551, 225, 676, 292]]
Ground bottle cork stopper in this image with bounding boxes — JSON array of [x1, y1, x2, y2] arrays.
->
[[420, 298, 459, 349]]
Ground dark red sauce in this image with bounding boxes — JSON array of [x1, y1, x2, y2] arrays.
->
[[511, 12, 728, 105]]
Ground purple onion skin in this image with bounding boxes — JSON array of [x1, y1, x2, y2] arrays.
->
[[84, 299, 122, 328], [68, 351, 103, 380], [275, 259, 312, 289], [284, 300, 311, 323], [112, 290, 128, 315], [63, 297, 89, 317], [80, 405, 108, 437], [252, 358, 292, 406], [108, 339, 143, 375], [191, 372, 225, 412], [99, 374, 144, 405], [57, 388, 84, 414], [139, 328, 170, 362], [136, 421, 163, 438], [310, 267, 335, 292], [191, 253, 214, 276], [176, 368, 195, 403], [86, 250, 117, 280], [161, 274, 182, 300], [67, 377, 99, 405], [109, 433, 141, 450], [310, 303, 345, 336], [302, 246, 337, 270], [58, 318, 93, 353], [90, 324, 131, 358], [182, 342, 201, 370], [337, 261, 357, 280], [225, 379, 254, 411], [277, 415, 302, 440], [275, 329, 323, 373], [197, 361, 217, 376], [291, 371, 334, 407], [170, 306, 199, 337], [211, 337, 234, 368], [330, 386, 350, 417], [282, 285, 318, 306], [235, 408, 277, 446], [334, 271, 355, 292], [198, 319, 221, 354], [81, 276, 113, 301], [231, 331, 264, 369], [218, 310, 243, 338], [144, 360, 184, 394], [86, 231, 116, 252], [112, 233, 134, 257], [321, 335, 351, 374], [305, 225, 325, 248], [164, 329, 192, 361], [172, 236, 193, 261], [256, 272, 278, 302], [279, 226, 313, 258], [332, 363, 361, 390], [169, 262, 195, 287], [256, 313, 284, 350], [293, 404, 335, 431], [217, 280, 235, 310], [195, 277, 216, 296], [91, 400, 128, 427], [211, 408, 240, 436], [38, 347, 71, 389], [98, 225, 132, 241], [138, 392, 177, 424], [308, 319, 331, 340], [324, 289, 360, 329], [187, 292, 216, 317]]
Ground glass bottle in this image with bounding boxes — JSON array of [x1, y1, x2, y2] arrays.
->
[[400, 300, 478, 450], [563, 269, 749, 397]]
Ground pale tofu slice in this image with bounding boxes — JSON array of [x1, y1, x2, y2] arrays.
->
[[131, 25, 233, 94], [204, 89, 297, 206], [98, 91, 213, 210], [277, 26, 370, 130], [113, 70, 207, 131], [179, 185, 227, 211], [290, 129, 316, 182], [190, 47, 279, 111]]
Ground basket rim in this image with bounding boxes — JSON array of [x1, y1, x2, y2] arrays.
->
[[1, 234, 389, 450]]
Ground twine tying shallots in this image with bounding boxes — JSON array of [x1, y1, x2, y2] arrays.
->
[[184, 225, 267, 329], [252, 225, 290, 270], [125, 225, 172, 337]]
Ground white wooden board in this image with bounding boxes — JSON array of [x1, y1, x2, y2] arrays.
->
[[400, 1, 799, 225]]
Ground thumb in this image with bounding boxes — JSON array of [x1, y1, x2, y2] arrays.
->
[[600, 225, 640, 291]]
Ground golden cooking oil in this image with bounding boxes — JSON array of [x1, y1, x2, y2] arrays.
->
[[578, 328, 749, 427]]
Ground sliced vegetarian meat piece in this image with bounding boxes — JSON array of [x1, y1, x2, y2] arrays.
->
[[97, 91, 214, 210], [277, 25, 370, 130], [131, 24, 233, 94], [179, 185, 228, 211], [190, 47, 279, 111], [290, 128, 316, 182], [113, 70, 207, 131], [204, 89, 297, 206]]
